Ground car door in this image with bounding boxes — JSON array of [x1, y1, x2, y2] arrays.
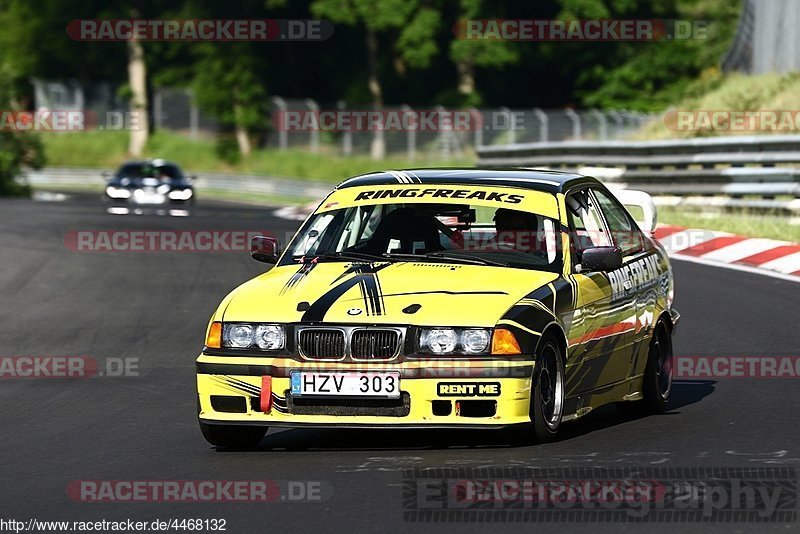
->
[[564, 187, 639, 396], [591, 187, 656, 383]]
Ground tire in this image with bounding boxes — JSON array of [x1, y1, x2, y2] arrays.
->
[[530, 335, 565, 443], [199, 421, 267, 449], [621, 323, 672, 414], [641, 323, 673, 413]]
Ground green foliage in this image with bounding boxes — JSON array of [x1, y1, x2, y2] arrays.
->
[[312, 0, 442, 91], [191, 44, 268, 130], [0, 2, 46, 196], [397, 8, 441, 69], [215, 135, 243, 165], [0, 0, 745, 144], [558, 0, 741, 110], [637, 71, 800, 139], [0, 131, 44, 195]]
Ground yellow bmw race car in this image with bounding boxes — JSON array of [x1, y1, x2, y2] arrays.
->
[[196, 169, 679, 447]]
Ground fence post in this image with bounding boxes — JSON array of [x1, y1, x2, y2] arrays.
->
[[154, 89, 163, 130], [470, 108, 483, 149], [500, 107, 515, 144], [402, 104, 416, 162], [188, 90, 199, 140], [338, 100, 352, 156], [305, 98, 319, 154], [435, 105, 450, 159], [271, 96, 288, 151], [70, 80, 85, 113], [608, 110, 624, 138], [533, 108, 548, 142], [565, 108, 581, 140], [590, 109, 607, 140]]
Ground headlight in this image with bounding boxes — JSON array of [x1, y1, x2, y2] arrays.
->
[[224, 324, 254, 348], [255, 325, 285, 350], [168, 189, 193, 200], [221, 323, 286, 351], [418, 327, 491, 355], [461, 329, 490, 353], [106, 186, 131, 199], [421, 328, 458, 354]]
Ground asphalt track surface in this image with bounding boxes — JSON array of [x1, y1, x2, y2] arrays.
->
[[1, 192, 799, 534]]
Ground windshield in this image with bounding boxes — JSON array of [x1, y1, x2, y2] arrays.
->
[[115, 163, 184, 180], [281, 203, 562, 271]]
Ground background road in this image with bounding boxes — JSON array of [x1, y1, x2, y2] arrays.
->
[[1, 193, 799, 533]]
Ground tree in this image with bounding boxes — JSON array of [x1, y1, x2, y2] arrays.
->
[[191, 43, 267, 156], [448, 0, 519, 106], [0, 0, 46, 195], [552, 0, 740, 110], [312, 0, 440, 159], [127, 9, 149, 157]]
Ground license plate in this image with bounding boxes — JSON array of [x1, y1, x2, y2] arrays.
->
[[134, 193, 166, 205], [290, 371, 401, 398]]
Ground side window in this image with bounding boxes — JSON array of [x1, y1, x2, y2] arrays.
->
[[565, 190, 611, 267], [592, 188, 645, 256]]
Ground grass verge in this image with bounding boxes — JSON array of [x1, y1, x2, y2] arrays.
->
[[637, 71, 800, 139], [41, 130, 472, 183], [658, 206, 800, 243]]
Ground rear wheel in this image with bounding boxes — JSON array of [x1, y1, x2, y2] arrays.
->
[[642, 323, 672, 412], [621, 323, 672, 414], [530, 335, 565, 442], [199, 421, 267, 449]]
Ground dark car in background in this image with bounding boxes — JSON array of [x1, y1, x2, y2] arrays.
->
[[104, 159, 195, 206]]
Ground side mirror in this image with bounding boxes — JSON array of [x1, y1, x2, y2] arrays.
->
[[581, 246, 623, 273], [189, 175, 197, 182], [251, 236, 281, 264], [101, 170, 111, 179]]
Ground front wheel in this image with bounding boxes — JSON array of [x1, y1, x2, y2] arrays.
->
[[199, 421, 267, 449], [530, 335, 565, 443]]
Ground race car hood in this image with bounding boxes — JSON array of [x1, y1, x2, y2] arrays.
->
[[220, 261, 559, 326]]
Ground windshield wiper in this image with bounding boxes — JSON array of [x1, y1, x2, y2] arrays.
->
[[383, 252, 509, 267], [425, 252, 510, 267], [297, 251, 385, 263]]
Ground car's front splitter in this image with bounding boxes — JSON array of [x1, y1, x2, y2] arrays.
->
[[196, 355, 536, 427]]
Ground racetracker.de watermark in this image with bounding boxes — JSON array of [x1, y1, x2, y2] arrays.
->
[[68, 480, 331, 502], [67, 19, 333, 41], [64, 230, 273, 252], [0, 356, 138, 378], [453, 19, 708, 41], [0, 110, 142, 132], [675, 356, 800, 379], [273, 109, 505, 132], [664, 110, 800, 133], [403, 467, 798, 522]]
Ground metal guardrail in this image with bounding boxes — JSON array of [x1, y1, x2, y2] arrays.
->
[[477, 136, 800, 212], [478, 135, 800, 165], [20, 167, 333, 202]]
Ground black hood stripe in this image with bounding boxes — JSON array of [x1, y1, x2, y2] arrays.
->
[[359, 272, 385, 316], [280, 262, 317, 294], [302, 263, 391, 322]]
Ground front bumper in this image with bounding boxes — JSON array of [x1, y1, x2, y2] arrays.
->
[[197, 354, 535, 428]]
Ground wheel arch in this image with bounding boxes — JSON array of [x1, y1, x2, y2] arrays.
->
[[655, 310, 674, 337], [536, 322, 569, 368]]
